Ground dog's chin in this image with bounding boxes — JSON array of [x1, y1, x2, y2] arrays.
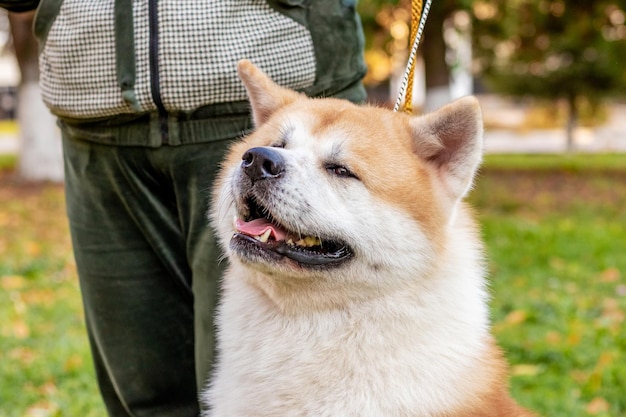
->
[[229, 233, 353, 271]]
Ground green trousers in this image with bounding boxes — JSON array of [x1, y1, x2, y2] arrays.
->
[[62, 127, 234, 416]]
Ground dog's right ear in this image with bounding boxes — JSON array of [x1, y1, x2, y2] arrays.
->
[[237, 60, 302, 127]]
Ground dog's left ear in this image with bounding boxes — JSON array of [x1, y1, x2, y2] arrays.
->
[[237, 60, 302, 127], [410, 96, 483, 205]]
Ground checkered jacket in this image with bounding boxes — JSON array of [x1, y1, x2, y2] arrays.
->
[[33, 0, 367, 120]]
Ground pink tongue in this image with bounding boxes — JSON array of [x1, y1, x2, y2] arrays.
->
[[235, 218, 288, 241]]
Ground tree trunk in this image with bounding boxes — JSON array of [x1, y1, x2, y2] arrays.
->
[[9, 11, 63, 182], [422, 3, 451, 112], [565, 96, 577, 153]]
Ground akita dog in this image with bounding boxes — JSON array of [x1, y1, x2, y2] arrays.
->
[[204, 60, 537, 417]]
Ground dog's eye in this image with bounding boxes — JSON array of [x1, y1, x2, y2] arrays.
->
[[271, 140, 286, 148], [326, 164, 358, 180]]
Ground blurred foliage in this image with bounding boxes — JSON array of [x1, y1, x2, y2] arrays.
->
[[522, 99, 609, 129], [358, 0, 625, 143], [472, 1, 626, 102], [358, 0, 408, 85], [359, 1, 626, 100], [358, 0, 472, 86]]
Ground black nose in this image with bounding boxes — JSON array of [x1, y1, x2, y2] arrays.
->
[[241, 147, 285, 182]]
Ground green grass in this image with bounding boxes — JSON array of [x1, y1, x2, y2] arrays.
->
[[0, 174, 104, 417], [481, 153, 626, 172], [472, 154, 626, 417], [0, 154, 625, 416]]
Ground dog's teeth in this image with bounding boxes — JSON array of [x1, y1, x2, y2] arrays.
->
[[289, 236, 321, 247], [304, 236, 321, 247], [258, 229, 272, 243], [233, 216, 238, 230]]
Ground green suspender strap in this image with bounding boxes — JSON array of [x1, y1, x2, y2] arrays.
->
[[33, 0, 62, 47], [114, 0, 141, 112]]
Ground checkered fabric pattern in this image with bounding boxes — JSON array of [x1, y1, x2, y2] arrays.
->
[[39, 0, 316, 119]]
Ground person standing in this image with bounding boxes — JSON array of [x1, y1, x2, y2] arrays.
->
[[1, 0, 367, 415]]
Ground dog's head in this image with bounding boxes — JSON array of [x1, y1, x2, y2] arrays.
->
[[212, 60, 483, 306]]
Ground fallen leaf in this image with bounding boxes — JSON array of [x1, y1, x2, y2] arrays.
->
[[598, 298, 625, 325], [545, 330, 562, 345], [9, 347, 36, 365], [586, 397, 610, 414], [39, 380, 57, 396], [24, 400, 60, 417], [1, 275, 26, 290], [570, 369, 588, 384], [595, 351, 615, 371], [64, 354, 83, 372], [11, 292, 27, 314], [567, 332, 582, 346], [25, 241, 42, 256], [13, 320, 30, 339], [511, 364, 541, 376], [22, 289, 57, 306], [505, 309, 528, 325], [566, 321, 583, 346], [600, 267, 621, 283]]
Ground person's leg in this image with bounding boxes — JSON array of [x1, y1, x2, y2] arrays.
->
[[63, 134, 201, 417], [162, 139, 234, 394]]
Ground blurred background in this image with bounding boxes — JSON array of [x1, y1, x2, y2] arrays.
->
[[1, 1, 625, 416]]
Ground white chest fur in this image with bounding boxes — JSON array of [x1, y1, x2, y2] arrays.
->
[[204, 250, 492, 417]]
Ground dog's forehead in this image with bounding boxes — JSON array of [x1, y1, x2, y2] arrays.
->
[[274, 103, 402, 157], [275, 105, 438, 201], [280, 114, 343, 152]]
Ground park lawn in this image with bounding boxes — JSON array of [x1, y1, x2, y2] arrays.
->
[[0, 165, 104, 417], [0, 153, 625, 416], [472, 154, 626, 417]]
